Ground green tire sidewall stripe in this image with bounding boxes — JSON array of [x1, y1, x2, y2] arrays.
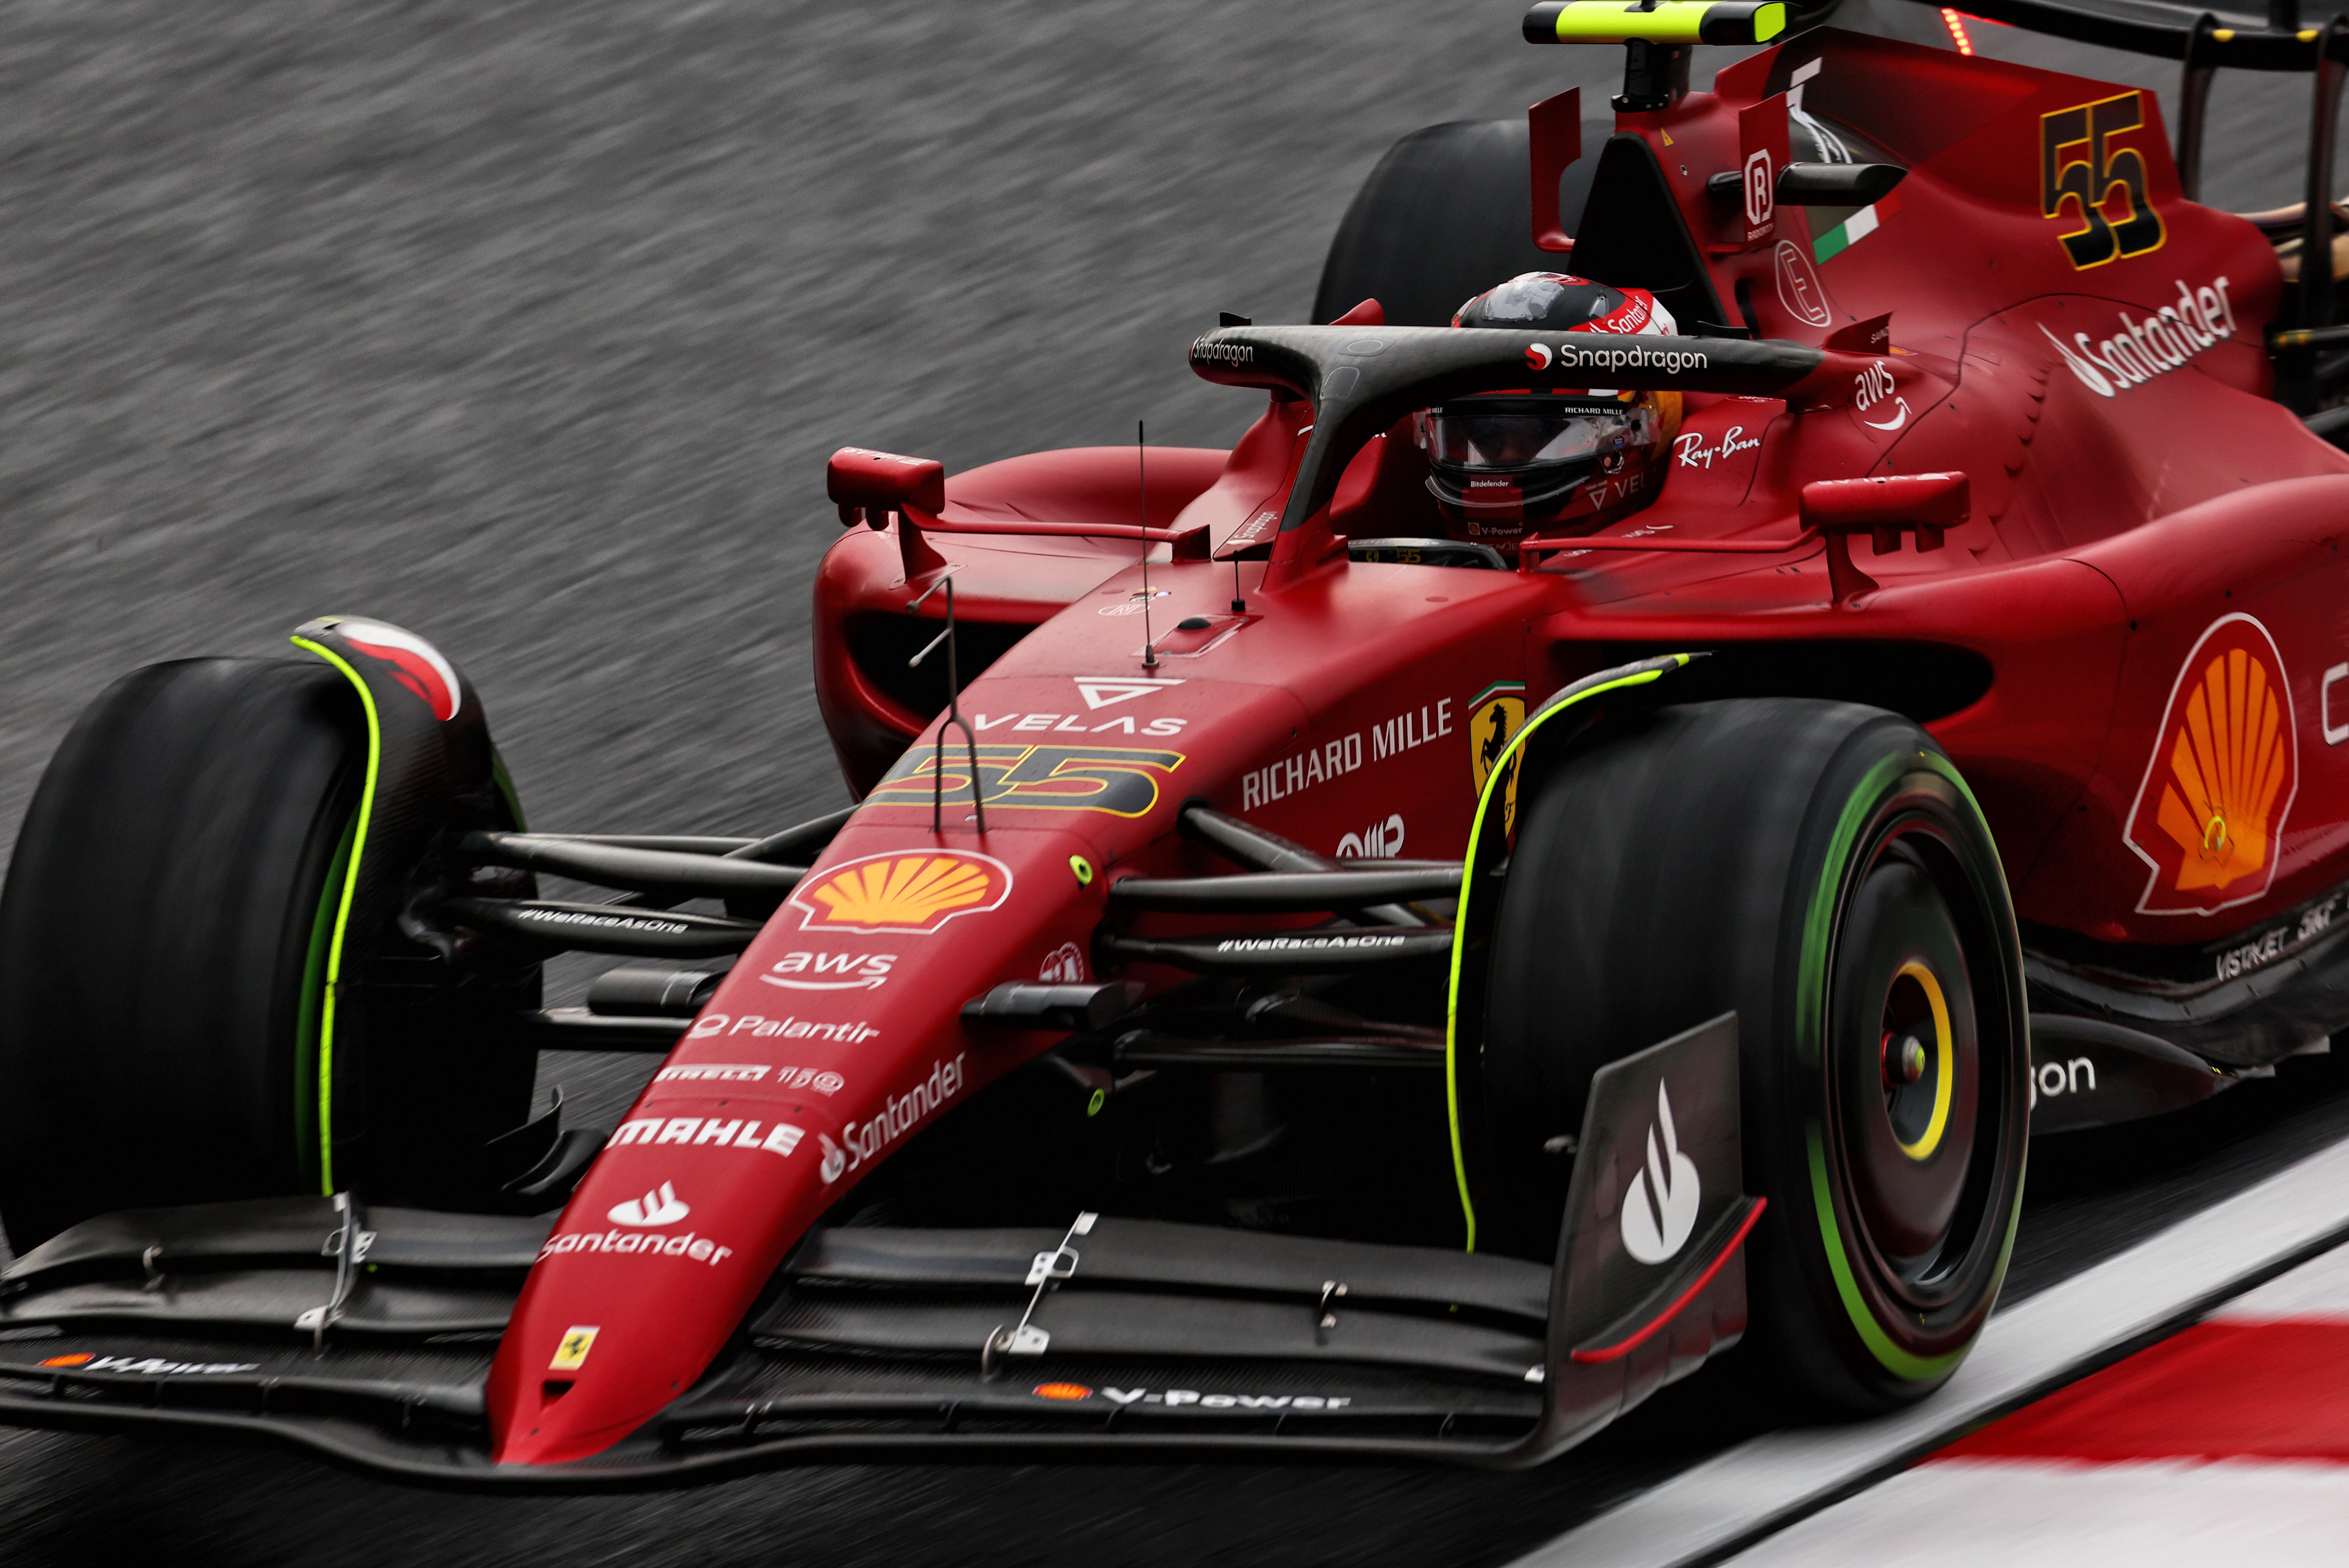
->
[[1444, 653, 1692, 1252], [1799, 745, 2025, 1381], [491, 749, 527, 832], [289, 636, 386, 1196]]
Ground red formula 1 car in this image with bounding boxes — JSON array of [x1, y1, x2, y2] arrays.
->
[[4, 0, 2348, 1486]]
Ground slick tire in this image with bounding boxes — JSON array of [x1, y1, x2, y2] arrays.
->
[[1481, 698, 2029, 1414], [1312, 117, 1605, 327], [0, 657, 536, 1250]]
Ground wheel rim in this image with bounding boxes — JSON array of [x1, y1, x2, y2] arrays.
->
[[1821, 782, 2021, 1336]]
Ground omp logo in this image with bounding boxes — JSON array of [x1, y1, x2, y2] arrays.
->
[[2125, 614, 2299, 915], [1336, 813, 1405, 859], [789, 851, 1013, 934], [327, 618, 463, 721], [1620, 1082, 1702, 1265], [607, 1181, 690, 1227]]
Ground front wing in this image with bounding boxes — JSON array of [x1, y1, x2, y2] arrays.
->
[[0, 1017, 1757, 1488]]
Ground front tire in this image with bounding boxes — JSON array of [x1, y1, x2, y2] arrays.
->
[[0, 660, 362, 1246], [0, 657, 539, 1250], [1481, 698, 2028, 1412]]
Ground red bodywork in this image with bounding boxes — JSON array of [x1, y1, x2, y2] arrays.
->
[[487, 31, 2349, 1464]]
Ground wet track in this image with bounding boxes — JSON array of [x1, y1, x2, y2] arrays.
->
[[0, 2, 2340, 1561]]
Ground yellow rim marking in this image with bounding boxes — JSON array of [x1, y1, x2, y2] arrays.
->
[[1895, 960, 1955, 1161]]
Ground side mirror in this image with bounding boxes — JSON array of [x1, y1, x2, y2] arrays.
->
[[827, 447, 946, 530], [1799, 472, 1969, 607]]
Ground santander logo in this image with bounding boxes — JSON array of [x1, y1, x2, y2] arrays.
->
[[1620, 1082, 1702, 1265], [607, 1181, 690, 1227]]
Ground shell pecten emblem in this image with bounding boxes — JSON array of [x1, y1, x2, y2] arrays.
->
[[2125, 614, 2298, 916], [788, 850, 1014, 935]]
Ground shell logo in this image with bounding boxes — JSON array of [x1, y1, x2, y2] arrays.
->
[[788, 850, 1013, 935], [2124, 614, 2298, 916], [1031, 1382, 1092, 1401]]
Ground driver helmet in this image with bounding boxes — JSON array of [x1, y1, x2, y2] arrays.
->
[[1419, 272, 1684, 545]]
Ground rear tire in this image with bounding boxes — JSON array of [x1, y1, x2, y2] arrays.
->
[[1311, 117, 1605, 327], [1480, 698, 2028, 1413]]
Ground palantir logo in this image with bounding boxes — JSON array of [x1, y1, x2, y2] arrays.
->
[[608, 1180, 690, 1227], [1620, 1082, 1701, 1264]]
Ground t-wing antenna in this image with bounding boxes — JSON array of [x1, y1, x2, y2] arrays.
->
[[1521, 0, 1791, 110], [905, 569, 985, 835]]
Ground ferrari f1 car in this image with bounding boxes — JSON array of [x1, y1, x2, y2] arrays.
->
[[4, 0, 2349, 1486]]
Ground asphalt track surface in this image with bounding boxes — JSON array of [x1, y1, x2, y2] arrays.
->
[[0, 1, 2341, 1563]]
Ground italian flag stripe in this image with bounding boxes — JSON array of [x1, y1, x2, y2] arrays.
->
[[1813, 190, 1902, 262]]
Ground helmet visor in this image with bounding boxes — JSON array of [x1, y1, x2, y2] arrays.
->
[[1426, 402, 1644, 475]]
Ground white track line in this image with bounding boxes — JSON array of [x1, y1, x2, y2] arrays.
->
[[1507, 1131, 2349, 1568]]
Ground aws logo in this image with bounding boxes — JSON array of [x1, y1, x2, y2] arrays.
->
[[2124, 615, 2297, 915], [789, 851, 1013, 935]]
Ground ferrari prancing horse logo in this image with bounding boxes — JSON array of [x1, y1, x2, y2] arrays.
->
[[2124, 614, 2297, 916], [550, 1325, 598, 1372], [1470, 684, 1526, 835]]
